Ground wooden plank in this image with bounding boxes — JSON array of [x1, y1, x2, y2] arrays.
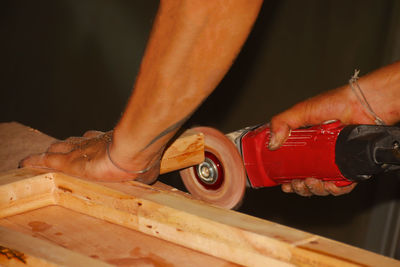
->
[[0, 226, 111, 267], [0, 207, 236, 267], [0, 169, 399, 266], [0, 122, 56, 173], [0, 169, 56, 219]]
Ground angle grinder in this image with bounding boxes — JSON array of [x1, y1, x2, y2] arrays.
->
[[179, 121, 400, 209]]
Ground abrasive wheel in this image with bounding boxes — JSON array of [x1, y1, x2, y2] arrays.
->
[[179, 127, 247, 210]]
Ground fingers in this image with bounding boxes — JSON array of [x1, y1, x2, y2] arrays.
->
[[22, 130, 108, 170], [47, 131, 102, 153], [324, 181, 357, 196], [304, 178, 329, 196], [65, 136, 86, 143], [281, 183, 293, 193], [281, 178, 357, 197], [20, 149, 89, 176], [47, 141, 76, 153], [268, 88, 348, 150], [20, 152, 70, 171], [19, 129, 115, 181], [291, 179, 313, 196], [46, 135, 88, 153], [281, 179, 313, 197]]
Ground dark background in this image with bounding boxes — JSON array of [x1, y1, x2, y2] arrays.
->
[[1, 0, 399, 259]]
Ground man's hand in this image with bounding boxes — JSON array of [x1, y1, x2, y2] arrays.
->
[[269, 61, 400, 197], [281, 178, 357, 197], [268, 86, 370, 197], [20, 130, 160, 183]]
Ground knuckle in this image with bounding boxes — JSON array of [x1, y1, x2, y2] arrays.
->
[[48, 141, 62, 149], [292, 180, 312, 196], [305, 178, 327, 196], [83, 130, 103, 138], [83, 130, 95, 136], [281, 183, 293, 193], [292, 180, 304, 191], [65, 136, 84, 143]]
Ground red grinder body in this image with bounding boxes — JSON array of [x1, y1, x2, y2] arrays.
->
[[241, 121, 351, 188]]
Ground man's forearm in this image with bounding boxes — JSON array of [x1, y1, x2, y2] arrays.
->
[[112, 0, 263, 166]]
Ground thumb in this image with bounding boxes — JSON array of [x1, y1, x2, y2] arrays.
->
[[269, 105, 307, 150], [268, 121, 290, 150]]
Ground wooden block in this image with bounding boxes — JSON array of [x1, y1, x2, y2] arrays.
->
[[0, 168, 399, 267], [160, 129, 204, 174]]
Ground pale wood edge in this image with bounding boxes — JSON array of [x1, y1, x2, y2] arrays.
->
[[160, 129, 204, 174], [1, 169, 399, 267], [0, 226, 111, 267]]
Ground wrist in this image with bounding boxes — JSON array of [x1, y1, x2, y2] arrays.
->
[[108, 127, 165, 173], [344, 73, 382, 125], [354, 65, 400, 125]]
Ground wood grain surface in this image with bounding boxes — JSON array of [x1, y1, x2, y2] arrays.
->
[[0, 206, 237, 267]]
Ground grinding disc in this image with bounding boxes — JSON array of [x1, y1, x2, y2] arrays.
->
[[179, 127, 247, 209]]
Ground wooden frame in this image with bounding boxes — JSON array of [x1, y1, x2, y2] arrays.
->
[[1, 168, 399, 266]]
